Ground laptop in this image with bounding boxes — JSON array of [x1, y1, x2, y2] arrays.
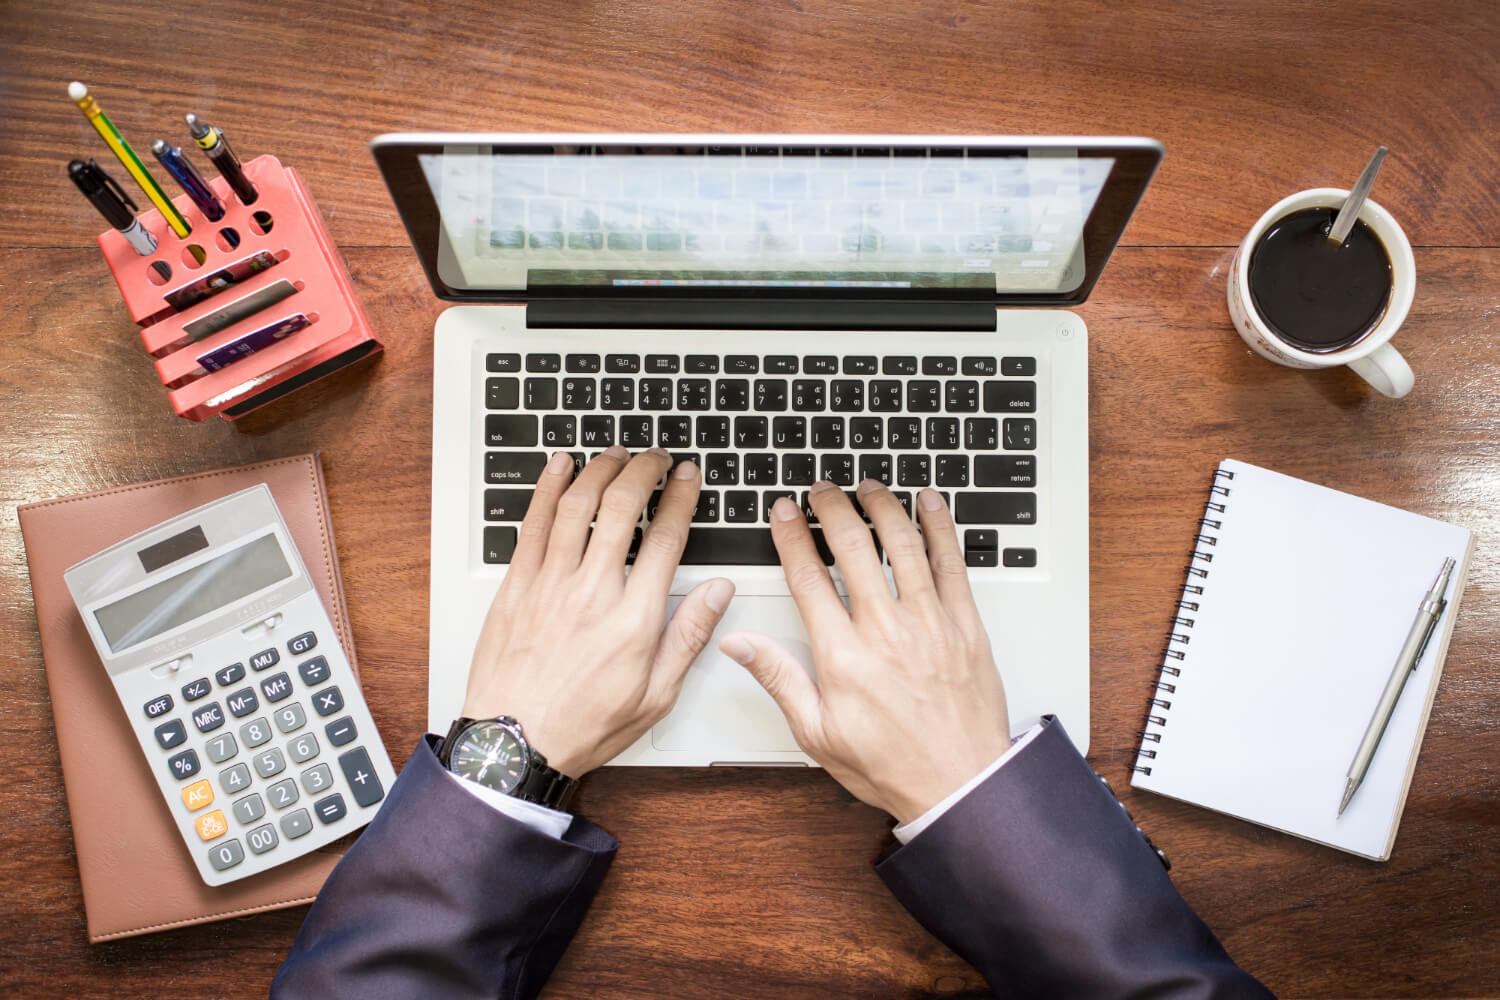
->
[[371, 134, 1162, 764]]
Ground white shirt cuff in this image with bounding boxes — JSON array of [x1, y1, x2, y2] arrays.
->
[[891, 722, 1045, 845], [441, 766, 574, 840]]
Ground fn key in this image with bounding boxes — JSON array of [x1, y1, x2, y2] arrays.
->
[[484, 526, 517, 563], [338, 747, 386, 808]]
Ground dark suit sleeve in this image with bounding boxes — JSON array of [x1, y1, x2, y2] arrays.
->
[[272, 735, 617, 1000], [876, 717, 1274, 999]]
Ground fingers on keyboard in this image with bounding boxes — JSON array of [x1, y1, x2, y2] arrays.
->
[[483, 353, 1043, 570]]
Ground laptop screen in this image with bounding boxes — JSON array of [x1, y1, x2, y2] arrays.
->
[[372, 136, 1162, 306]]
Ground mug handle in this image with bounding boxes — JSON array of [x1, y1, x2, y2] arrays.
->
[[1348, 343, 1414, 399]]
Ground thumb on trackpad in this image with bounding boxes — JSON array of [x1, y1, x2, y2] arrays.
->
[[651, 596, 814, 754]]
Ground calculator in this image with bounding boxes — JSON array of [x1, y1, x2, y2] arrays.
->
[[63, 485, 398, 886]]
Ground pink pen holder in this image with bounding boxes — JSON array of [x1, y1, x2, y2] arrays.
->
[[96, 154, 381, 421]]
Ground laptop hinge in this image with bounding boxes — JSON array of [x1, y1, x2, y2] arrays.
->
[[525, 297, 997, 332]]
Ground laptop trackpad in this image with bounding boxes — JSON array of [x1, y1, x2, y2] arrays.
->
[[651, 596, 813, 754]]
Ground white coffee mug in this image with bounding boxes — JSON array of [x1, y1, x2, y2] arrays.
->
[[1227, 188, 1415, 398]]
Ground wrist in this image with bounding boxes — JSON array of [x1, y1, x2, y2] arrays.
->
[[891, 735, 1014, 825], [441, 715, 580, 809], [460, 701, 587, 778]]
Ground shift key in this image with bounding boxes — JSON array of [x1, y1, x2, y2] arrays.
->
[[955, 492, 1037, 524], [484, 489, 533, 521], [486, 414, 538, 447]]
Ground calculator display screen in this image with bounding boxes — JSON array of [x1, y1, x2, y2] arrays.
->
[[94, 533, 292, 653]]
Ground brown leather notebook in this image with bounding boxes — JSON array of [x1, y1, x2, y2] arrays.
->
[[19, 454, 353, 941]]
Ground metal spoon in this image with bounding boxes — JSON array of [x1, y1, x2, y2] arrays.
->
[[1327, 146, 1388, 244]]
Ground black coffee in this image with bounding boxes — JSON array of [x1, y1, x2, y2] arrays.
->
[[1247, 207, 1392, 353]]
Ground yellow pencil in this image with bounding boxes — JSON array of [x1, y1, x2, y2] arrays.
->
[[69, 81, 190, 238]]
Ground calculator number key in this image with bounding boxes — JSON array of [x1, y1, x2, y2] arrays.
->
[[241, 717, 273, 748], [246, 823, 280, 856], [275, 703, 307, 734], [254, 748, 287, 779], [154, 719, 187, 750], [298, 655, 331, 687], [301, 763, 334, 794], [208, 839, 245, 871], [267, 777, 300, 810], [167, 749, 201, 780], [232, 793, 265, 825], [287, 631, 318, 656], [220, 762, 252, 794], [289, 733, 320, 764], [205, 732, 239, 763]]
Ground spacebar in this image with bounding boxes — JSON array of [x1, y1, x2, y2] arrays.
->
[[676, 528, 838, 565], [678, 528, 784, 565]]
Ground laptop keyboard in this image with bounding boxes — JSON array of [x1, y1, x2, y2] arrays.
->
[[479, 351, 1039, 569]]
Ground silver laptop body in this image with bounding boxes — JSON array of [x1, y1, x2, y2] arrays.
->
[[372, 134, 1163, 764]]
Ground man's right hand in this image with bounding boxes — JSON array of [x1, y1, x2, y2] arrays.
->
[[719, 480, 1013, 826]]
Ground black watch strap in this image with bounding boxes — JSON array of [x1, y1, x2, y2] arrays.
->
[[512, 755, 579, 810], [440, 716, 579, 811]]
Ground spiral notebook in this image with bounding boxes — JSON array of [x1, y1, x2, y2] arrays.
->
[[1131, 459, 1474, 861]]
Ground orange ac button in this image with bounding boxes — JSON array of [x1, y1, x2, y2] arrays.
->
[[181, 779, 214, 812], [194, 809, 228, 841]]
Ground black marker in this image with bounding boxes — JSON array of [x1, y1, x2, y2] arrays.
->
[[68, 158, 157, 255], [185, 112, 258, 205]]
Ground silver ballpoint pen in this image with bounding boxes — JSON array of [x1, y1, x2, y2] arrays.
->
[[1339, 556, 1455, 817]]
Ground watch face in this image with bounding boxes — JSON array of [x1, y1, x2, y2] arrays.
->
[[449, 721, 526, 793]]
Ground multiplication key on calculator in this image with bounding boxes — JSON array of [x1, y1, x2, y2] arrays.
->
[[64, 485, 398, 886]]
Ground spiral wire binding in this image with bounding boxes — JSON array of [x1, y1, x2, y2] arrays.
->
[[1133, 466, 1236, 775]]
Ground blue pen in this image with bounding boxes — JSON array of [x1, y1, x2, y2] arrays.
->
[[150, 138, 226, 222]]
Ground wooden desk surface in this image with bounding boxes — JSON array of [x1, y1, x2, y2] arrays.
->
[[2, 2, 1496, 995]]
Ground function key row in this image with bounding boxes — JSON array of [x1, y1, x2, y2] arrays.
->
[[488, 353, 1036, 378]]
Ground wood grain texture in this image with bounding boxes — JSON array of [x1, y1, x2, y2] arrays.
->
[[1, 1, 1497, 996], [2, 1, 1497, 253]]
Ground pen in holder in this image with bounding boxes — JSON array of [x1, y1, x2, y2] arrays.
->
[[95, 154, 381, 421]]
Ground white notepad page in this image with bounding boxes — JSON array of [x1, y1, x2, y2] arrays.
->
[[1131, 459, 1474, 861]]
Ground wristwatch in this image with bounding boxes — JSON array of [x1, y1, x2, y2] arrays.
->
[[438, 715, 578, 810]]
